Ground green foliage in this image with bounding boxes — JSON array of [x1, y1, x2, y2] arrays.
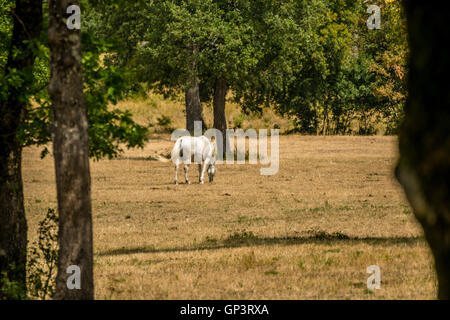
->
[[2, 0, 408, 139], [15, 41, 52, 152], [156, 114, 173, 132], [0, 265, 27, 300], [12, 32, 149, 160], [0, 1, 44, 114], [235, 0, 407, 134], [27, 208, 58, 300], [81, 33, 149, 160], [157, 115, 172, 127], [1, 1, 148, 160], [89, 0, 288, 103], [86, 0, 407, 135], [0, 0, 13, 73], [233, 113, 245, 128]]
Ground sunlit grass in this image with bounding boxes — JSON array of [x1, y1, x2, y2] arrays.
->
[[23, 135, 437, 299]]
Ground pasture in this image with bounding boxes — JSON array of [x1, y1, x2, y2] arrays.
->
[[23, 135, 436, 299]]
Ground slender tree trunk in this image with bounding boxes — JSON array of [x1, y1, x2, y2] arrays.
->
[[213, 78, 228, 153], [322, 106, 328, 136], [396, 1, 450, 300], [0, 147, 26, 299], [48, 0, 93, 300], [0, 0, 42, 298], [185, 76, 205, 133], [185, 44, 205, 133]]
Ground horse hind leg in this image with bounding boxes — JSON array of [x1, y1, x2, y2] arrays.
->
[[184, 164, 190, 184], [200, 159, 209, 184], [174, 160, 180, 185]]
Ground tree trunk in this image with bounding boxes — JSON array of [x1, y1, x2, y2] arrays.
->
[[185, 76, 205, 133], [48, 0, 94, 300], [185, 44, 205, 133], [396, 1, 450, 300], [0, 0, 42, 299], [322, 106, 328, 136], [0, 147, 26, 299], [213, 78, 228, 154]]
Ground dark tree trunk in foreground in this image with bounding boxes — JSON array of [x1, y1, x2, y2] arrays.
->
[[213, 78, 228, 154], [185, 44, 205, 133], [396, 1, 450, 299], [48, 0, 94, 299], [0, 0, 42, 299]]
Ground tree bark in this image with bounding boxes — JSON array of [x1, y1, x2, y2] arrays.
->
[[185, 44, 205, 133], [213, 78, 228, 154], [396, 1, 450, 300], [0, 0, 42, 299], [48, 0, 94, 300], [185, 76, 205, 133]]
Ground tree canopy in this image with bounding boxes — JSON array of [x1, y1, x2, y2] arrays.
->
[[1, 0, 149, 161], [85, 0, 407, 135]]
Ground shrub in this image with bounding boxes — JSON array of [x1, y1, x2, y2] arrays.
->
[[233, 113, 245, 129], [0, 265, 27, 300], [27, 208, 59, 300], [156, 115, 173, 132]]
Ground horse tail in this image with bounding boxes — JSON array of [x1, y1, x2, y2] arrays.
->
[[179, 139, 183, 158], [171, 138, 183, 161]]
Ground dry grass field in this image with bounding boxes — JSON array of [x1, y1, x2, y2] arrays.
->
[[22, 135, 437, 299]]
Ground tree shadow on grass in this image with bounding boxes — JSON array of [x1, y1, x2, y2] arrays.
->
[[112, 156, 159, 161], [95, 230, 425, 257]]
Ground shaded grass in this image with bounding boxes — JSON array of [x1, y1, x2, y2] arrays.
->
[[96, 232, 424, 257]]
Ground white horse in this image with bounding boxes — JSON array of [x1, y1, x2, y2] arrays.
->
[[171, 136, 216, 184]]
